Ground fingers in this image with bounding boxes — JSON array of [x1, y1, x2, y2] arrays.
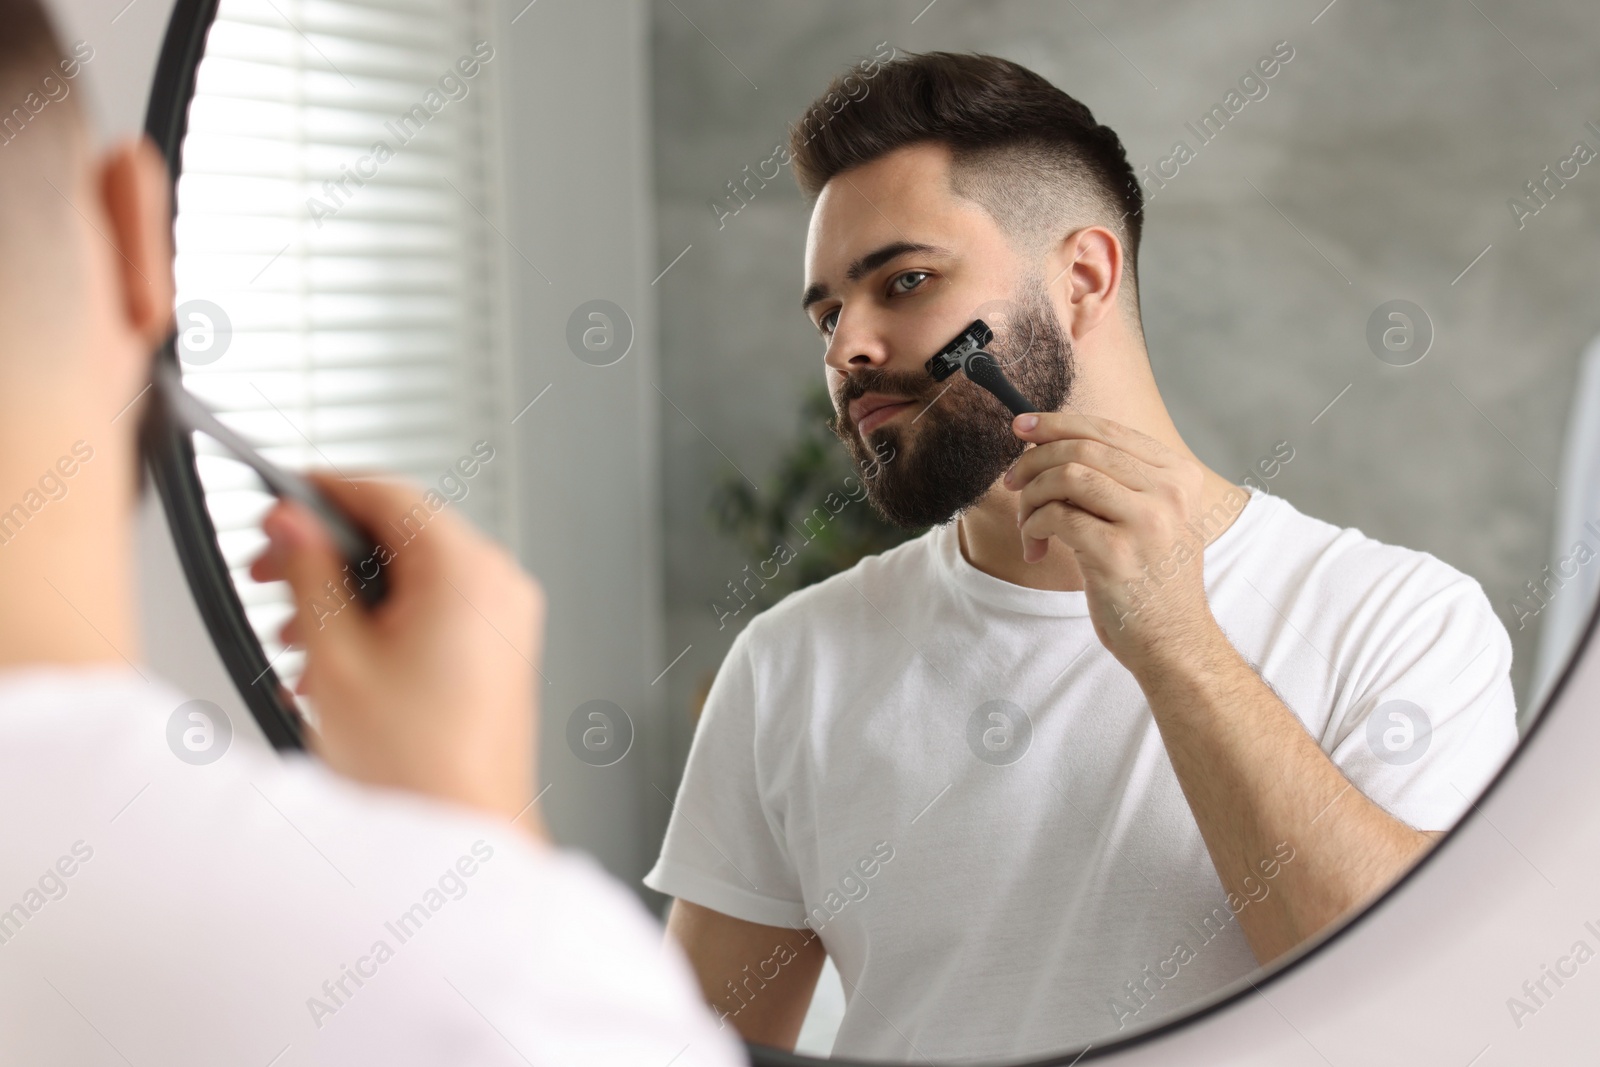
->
[[255, 473, 484, 588], [1020, 500, 1118, 562], [1016, 460, 1139, 525], [1004, 438, 1149, 496], [260, 498, 360, 654], [249, 468, 543, 704], [303, 472, 490, 589], [1011, 411, 1172, 470], [1004, 437, 1155, 564]]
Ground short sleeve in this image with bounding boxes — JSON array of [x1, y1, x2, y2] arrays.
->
[[644, 626, 809, 927], [1326, 571, 1520, 831]]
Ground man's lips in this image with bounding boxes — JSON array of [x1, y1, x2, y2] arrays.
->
[[850, 393, 920, 434]]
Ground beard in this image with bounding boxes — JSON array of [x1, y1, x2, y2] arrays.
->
[[830, 274, 1074, 530]]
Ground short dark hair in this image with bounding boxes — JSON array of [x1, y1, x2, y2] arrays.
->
[[1, 0, 81, 159], [0, 0, 68, 106], [789, 51, 1143, 299], [1, 0, 82, 262], [0, 0, 90, 362]]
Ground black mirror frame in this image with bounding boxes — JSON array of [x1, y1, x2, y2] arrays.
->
[[138, 0, 1595, 1061], [143, 0, 306, 752]]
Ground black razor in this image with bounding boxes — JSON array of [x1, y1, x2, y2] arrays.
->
[[154, 359, 390, 608], [924, 319, 1039, 416]]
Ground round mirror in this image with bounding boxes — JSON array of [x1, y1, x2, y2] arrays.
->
[[145, 1, 1600, 1063]]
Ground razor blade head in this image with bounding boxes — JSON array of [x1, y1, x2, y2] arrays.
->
[[924, 319, 995, 382]]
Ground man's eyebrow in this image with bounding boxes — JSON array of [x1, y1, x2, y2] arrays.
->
[[800, 241, 953, 313]]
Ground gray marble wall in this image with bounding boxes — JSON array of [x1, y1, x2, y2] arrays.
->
[[648, 0, 1600, 847]]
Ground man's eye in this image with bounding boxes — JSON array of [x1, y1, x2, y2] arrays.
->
[[890, 271, 930, 294], [820, 308, 840, 334]]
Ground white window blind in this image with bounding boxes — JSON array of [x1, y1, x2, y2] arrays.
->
[[173, 0, 512, 688]]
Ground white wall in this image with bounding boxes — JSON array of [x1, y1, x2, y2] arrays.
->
[[50, 0, 175, 135], [494, 0, 667, 885]]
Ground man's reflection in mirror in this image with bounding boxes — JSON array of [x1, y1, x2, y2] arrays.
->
[[647, 51, 1517, 1062]]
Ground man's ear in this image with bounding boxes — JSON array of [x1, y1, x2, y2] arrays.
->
[[1047, 225, 1124, 339], [97, 136, 174, 349]]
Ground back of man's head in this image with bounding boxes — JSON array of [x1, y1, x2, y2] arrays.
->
[[0, 0, 68, 102], [789, 51, 1143, 314], [0, 0, 86, 338]]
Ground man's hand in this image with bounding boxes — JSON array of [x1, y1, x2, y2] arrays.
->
[[1001, 411, 1221, 671], [1002, 414, 1445, 963], [250, 474, 547, 837]]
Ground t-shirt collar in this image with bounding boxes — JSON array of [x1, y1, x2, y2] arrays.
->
[[932, 485, 1274, 618]]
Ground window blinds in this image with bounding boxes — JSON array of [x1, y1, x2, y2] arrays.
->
[[173, 0, 511, 690]]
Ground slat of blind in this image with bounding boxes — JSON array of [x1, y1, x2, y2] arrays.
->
[[187, 336, 473, 363], [186, 381, 465, 414], [177, 254, 468, 285], [222, 0, 469, 34], [202, 7, 483, 70], [214, 10, 449, 53], [177, 342, 473, 369], [177, 177, 468, 212]]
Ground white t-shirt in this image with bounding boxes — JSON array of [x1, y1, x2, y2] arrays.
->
[[645, 487, 1519, 1062], [0, 665, 745, 1067]]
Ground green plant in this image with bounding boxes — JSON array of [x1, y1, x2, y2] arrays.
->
[[708, 383, 920, 604]]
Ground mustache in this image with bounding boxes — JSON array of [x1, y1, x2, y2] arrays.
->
[[832, 367, 937, 429]]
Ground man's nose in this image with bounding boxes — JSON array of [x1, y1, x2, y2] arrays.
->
[[823, 311, 891, 375]]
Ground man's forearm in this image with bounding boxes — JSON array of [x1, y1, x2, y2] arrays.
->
[[1134, 625, 1434, 963], [665, 900, 827, 1048]]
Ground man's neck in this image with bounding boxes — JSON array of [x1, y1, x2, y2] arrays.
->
[[0, 427, 140, 673]]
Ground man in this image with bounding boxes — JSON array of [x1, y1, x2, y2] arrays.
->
[[646, 52, 1517, 1061], [0, 4, 743, 1064]]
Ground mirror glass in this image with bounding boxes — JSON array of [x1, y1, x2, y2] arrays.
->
[[164, 0, 1600, 1062], [172, 0, 513, 697]]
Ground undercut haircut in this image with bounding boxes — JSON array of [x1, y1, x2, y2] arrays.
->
[[0, 0, 77, 139], [789, 51, 1144, 307], [0, 0, 83, 285]]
